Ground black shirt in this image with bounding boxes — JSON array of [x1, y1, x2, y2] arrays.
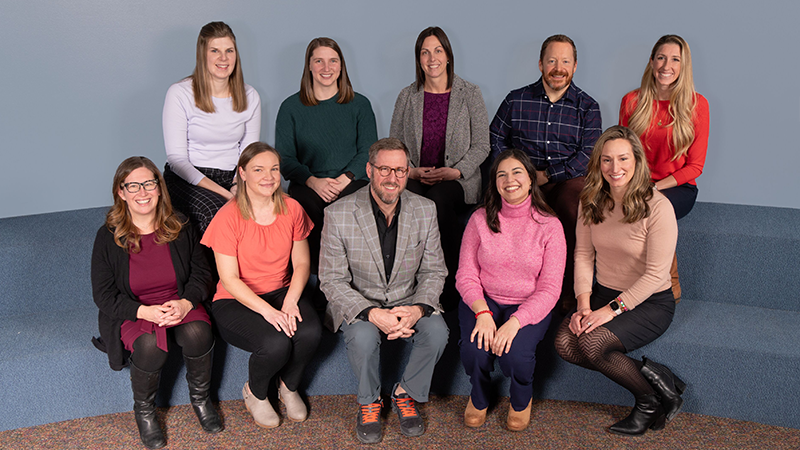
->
[[369, 191, 400, 281]]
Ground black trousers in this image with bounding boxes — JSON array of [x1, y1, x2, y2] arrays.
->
[[211, 287, 322, 400]]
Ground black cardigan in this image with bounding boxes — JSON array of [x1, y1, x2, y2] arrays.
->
[[90, 220, 212, 370]]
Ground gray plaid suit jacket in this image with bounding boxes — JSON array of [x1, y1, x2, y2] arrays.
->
[[320, 186, 446, 332]]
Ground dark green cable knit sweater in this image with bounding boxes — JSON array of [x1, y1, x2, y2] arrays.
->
[[276, 92, 378, 184]]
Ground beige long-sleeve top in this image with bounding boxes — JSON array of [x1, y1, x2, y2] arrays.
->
[[574, 191, 677, 309]]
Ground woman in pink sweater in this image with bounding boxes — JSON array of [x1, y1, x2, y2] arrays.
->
[[456, 149, 566, 431], [554, 126, 684, 436]]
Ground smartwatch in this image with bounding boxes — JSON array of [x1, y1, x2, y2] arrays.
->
[[609, 300, 623, 316]]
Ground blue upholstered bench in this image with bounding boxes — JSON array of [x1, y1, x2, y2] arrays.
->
[[1, 202, 798, 431]]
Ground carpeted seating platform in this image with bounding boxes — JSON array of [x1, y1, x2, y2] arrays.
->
[[1, 202, 798, 431]]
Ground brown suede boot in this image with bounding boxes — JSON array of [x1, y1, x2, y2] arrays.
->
[[464, 397, 487, 428], [507, 399, 532, 431]]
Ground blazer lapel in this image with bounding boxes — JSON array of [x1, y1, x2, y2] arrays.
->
[[410, 88, 425, 164], [354, 190, 388, 286]]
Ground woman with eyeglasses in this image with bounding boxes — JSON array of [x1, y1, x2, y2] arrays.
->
[[390, 26, 490, 310], [92, 157, 219, 449], [162, 21, 261, 233], [275, 37, 377, 273]]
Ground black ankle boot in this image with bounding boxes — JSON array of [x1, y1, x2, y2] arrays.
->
[[608, 394, 666, 436], [130, 362, 166, 449], [640, 356, 686, 422], [184, 343, 223, 433]]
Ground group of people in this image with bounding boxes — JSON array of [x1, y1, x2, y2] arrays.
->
[[90, 20, 707, 448]]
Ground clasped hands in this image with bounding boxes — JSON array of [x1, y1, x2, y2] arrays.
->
[[369, 306, 424, 340], [411, 167, 461, 185], [138, 299, 193, 328], [307, 174, 353, 203]]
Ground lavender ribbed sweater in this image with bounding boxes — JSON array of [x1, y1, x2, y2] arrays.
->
[[456, 196, 566, 327]]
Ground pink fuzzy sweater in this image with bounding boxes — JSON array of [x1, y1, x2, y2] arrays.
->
[[456, 196, 566, 327]]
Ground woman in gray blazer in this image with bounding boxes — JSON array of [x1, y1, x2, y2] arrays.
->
[[390, 26, 490, 310]]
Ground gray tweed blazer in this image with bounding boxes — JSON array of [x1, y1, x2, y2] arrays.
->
[[320, 186, 446, 332], [389, 74, 490, 204]]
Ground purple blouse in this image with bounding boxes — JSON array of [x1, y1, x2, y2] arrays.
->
[[420, 91, 450, 168], [120, 233, 210, 353]]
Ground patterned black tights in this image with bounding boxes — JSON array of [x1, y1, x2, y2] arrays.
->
[[554, 316, 653, 397]]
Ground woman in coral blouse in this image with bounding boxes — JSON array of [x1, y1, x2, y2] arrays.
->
[[391, 26, 490, 310], [202, 142, 321, 429], [163, 21, 261, 233], [619, 34, 709, 300], [456, 149, 565, 431], [554, 126, 685, 436]]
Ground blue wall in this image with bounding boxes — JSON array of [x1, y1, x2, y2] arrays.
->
[[3, 0, 798, 218]]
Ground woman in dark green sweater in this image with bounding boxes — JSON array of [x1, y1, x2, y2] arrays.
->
[[276, 37, 378, 272]]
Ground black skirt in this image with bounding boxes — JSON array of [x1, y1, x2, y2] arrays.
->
[[590, 284, 675, 352]]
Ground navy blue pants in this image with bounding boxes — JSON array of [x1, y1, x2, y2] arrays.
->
[[458, 297, 553, 411]]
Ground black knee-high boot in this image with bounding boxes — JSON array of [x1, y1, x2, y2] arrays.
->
[[640, 356, 686, 422], [608, 393, 666, 436], [184, 343, 223, 433], [130, 361, 166, 449]]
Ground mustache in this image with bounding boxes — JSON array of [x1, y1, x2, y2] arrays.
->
[[548, 69, 569, 77]]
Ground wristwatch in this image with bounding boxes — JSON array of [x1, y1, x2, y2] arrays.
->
[[344, 171, 355, 181], [608, 300, 623, 316]]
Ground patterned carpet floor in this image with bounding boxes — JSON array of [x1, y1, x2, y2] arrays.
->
[[2, 395, 799, 449]]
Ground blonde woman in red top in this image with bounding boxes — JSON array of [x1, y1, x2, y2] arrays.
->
[[619, 34, 709, 300]]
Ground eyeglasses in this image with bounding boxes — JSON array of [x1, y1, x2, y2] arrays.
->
[[121, 179, 159, 193], [372, 165, 409, 178]]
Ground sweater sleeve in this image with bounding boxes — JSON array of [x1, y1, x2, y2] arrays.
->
[[618, 196, 678, 309], [573, 205, 596, 299], [91, 227, 141, 322], [670, 94, 709, 186], [510, 218, 566, 327], [275, 97, 314, 184], [344, 96, 377, 180], [163, 82, 205, 185], [455, 211, 485, 308], [239, 87, 262, 154]]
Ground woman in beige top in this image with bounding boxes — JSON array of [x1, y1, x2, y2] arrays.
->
[[554, 126, 685, 436]]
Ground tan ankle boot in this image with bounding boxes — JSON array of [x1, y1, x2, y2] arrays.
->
[[464, 397, 487, 428], [507, 399, 532, 431]]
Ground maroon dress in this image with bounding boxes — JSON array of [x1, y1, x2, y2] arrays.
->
[[120, 233, 210, 353], [420, 91, 450, 168]]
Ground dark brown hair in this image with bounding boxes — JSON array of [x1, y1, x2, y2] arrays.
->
[[414, 26, 454, 91], [482, 149, 555, 233]]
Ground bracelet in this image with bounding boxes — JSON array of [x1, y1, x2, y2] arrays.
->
[[617, 297, 629, 312], [475, 310, 493, 319]]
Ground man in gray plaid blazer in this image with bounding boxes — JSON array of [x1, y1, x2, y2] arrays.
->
[[320, 138, 449, 444]]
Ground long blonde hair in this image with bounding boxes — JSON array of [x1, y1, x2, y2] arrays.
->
[[625, 35, 696, 161], [106, 157, 182, 253], [235, 142, 288, 221], [190, 21, 248, 113], [580, 126, 653, 225]]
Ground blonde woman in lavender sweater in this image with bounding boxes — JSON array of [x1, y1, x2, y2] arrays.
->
[[456, 148, 566, 432]]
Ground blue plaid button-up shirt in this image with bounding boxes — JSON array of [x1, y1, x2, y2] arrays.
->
[[489, 78, 602, 183]]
